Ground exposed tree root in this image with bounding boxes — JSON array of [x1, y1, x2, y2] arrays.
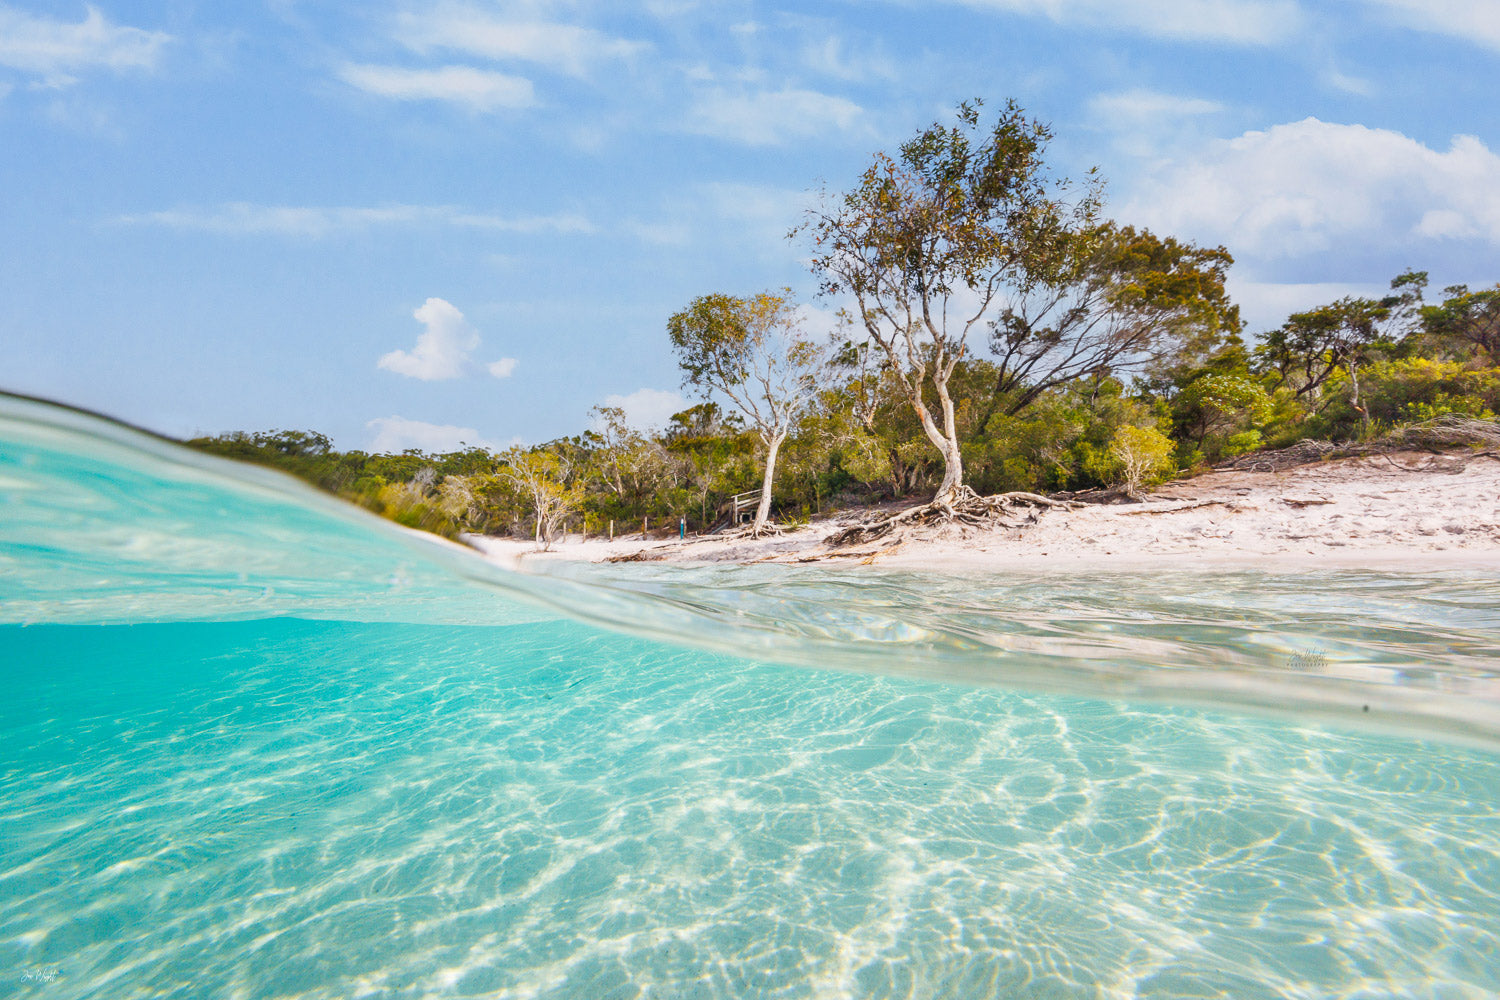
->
[[823, 486, 1080, 548]]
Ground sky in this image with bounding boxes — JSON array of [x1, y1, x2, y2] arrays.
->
[[2, 0, 1498, 452]]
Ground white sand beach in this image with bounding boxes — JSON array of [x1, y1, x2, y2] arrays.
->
[[468, 450, 1500, 573]]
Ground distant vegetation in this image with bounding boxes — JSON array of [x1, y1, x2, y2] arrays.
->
[[184, 100, 1500, 546]]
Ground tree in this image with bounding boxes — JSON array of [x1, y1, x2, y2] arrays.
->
[[1108, 424, 1176, 498], [585, 405, 679, 518], [1173, 374, 1272, 455], [1421, 283, 1500, 364], [667, 289, 828, 536], [499, 447, 581, 551], [983, 224, 1239, 426], [806, 99, 1114, 503], [1255, 296, 1403, 433]]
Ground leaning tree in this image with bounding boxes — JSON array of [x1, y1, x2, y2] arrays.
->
[[804, 98, 1098, 506]]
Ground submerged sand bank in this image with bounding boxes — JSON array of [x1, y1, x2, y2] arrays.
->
[[468, 451, 1500, 573]]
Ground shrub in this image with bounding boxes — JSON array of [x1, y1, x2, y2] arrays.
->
[[1109, 425, 1177, 496]]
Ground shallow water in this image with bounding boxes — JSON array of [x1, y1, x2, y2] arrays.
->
[[3, 394, 1499, 999]]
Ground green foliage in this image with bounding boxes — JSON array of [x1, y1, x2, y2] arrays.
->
[[1417, 283, 1500, 363], [1109, 424, 1177, 495], [1315, 358, 1500, 434], [1255, 296, 1395, 399], [1172, 374, 1272, 461]]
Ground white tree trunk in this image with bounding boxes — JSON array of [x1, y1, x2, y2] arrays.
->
[[752, 431, 786, 536]]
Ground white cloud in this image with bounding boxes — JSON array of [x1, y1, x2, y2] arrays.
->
[[378, 297, 481, 380], [338, 63, 534, 111], [394, 6, 647, 75], [702, 181, 813, 238], [950, 0, 1302, 44], [487, 357, 519, 378], [601, 388, 690, 430], [1357, 0, 1500, 52], [0, 5, 170, 81], [1118, 119, 1500, 259], [1322, 69, 1373, 96], [801, 35, 898, 83], [685, 87, 864, 146], [367, 415, 501, 453], [1089, 89, 1224, 123], [116, 202, 592, 238], [1088, 89, 1226, 156]]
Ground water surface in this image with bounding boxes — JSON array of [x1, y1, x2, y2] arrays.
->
[[3, 394, 1498, 999]]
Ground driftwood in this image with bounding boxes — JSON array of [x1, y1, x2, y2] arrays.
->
[[824, 486, 1080, 548], [1115, 500, 1240, 516]]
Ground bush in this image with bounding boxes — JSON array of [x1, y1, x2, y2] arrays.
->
[[1317, 359, 1500, 436], [1109, 425, 1177, 495]]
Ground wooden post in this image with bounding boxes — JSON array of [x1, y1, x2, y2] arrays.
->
[[609, 518, 614, 540], [642, 516, 648, 540]]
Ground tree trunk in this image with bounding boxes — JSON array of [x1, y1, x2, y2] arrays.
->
[[1349, 358, 1367, 436], [928, 374, 963, 502], [752, 431, 786, 536], [935, 439, 963, 501]]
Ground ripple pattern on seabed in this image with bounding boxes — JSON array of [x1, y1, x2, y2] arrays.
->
[[3, 618, 1498, 1000]]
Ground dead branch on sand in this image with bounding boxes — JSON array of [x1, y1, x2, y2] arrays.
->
[[1116, 500, 1241, 515]]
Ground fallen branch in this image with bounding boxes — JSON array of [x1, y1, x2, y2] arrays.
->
[[1116, 500, 1239, 516]]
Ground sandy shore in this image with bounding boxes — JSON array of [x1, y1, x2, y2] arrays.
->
[[467, 451, 1500, 573]]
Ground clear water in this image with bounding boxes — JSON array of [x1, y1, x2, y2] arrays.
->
[[3, 395, 1499, 999]]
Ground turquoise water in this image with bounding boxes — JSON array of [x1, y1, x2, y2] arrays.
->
[[3, 395, 1499, 998]]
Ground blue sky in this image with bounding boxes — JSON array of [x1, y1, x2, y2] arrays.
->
[[3, 0, 1498, 451]]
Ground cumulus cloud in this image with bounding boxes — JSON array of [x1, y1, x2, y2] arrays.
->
[[0, 5, 170, 81], [378, 298, 481, 380], [338, 63, 534, 111], [1357, 0, 1500, 52], [487, 357, 519, 378], [600, 388, 690, 430], [684, 87, 864, 146], [115, 202, 592, 238], [1118, 118, 1500, 259], [948, 0, 1302, 44], [367, 415, 501, 453], [394, 6, 647, 75]]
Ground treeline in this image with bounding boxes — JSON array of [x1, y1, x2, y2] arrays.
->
[[185, 274, 1499, 545], [185, 100, 1500, 546]]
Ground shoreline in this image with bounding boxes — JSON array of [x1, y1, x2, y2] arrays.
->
[[467, 450, 1500, 575]]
